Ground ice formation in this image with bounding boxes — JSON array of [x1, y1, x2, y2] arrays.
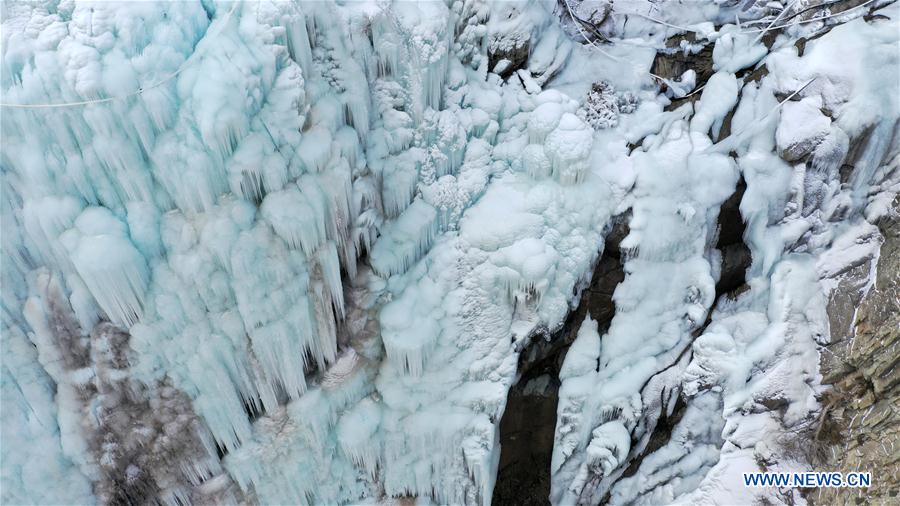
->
[[1, 0, 897, 505]]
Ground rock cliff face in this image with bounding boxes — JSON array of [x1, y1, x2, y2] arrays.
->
[[814, 196, 899, 505], [2, 1, 897, 504], [494, 220, 626, 505]]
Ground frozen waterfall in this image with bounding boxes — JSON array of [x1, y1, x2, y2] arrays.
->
[[2, 1, 898, 505]]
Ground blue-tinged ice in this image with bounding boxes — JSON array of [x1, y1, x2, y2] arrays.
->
[[2, 1, 898, 505]]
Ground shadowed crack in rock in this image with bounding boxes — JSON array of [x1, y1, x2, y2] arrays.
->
[[493, 175, 752, 504], [595, 180, 751, 504], [493, 214, 627, 505]]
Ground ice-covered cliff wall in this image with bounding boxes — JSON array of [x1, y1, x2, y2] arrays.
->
[[1, 1, 374, 503], [1, 0, 897, 505], [550, 1, 899, 504]]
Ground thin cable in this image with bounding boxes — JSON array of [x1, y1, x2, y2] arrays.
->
[[682, 83, 707, 99], [751, 0, 799, 45], [756, 0, 845, 25], [617, 10, 698, 33], [766, 76, 818, 116], [0, 3, 238, 109], [738, 0, 849, 28], [556, 1, 699, 91], [560, 0, 679, 89], [0, 96, 117, 109], [618, 0, 883, 36], [738, 0, 881, 33]]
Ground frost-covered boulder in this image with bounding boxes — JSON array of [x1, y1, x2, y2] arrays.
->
[[776, 97, 832, 161]]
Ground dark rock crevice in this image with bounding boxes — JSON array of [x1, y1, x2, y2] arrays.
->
[[594, 180, 751, 503], [494, 173, 752, 504], [608, 394, 688, 500], [493, 216, 628, 505], [716, 177, 751, 296]]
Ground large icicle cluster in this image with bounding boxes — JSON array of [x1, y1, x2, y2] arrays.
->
[[2, 1, 373, 503], [2, 0, 898, 505]]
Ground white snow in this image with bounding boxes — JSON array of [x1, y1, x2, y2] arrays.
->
[[1, 1, 897, 505]]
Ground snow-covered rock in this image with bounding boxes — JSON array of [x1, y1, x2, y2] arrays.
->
[[1, 0, 897, 505]]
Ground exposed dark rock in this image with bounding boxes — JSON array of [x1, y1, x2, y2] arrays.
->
[[652, 33, 714, 111], [810, 196, 899, 505], [494, 221, 628, 505], [840, 124, 878, 185], [496, 175, 752, 504], [492, 376, 559, 506], [795, 37, 807, 57], [89, 324, 240, 506], [616, 395, 687, 483], [651, 33, 714, 88], [602, 211, 631, 260], [488, 32, 530, 78], [716, 178, 751, 295], [34, 278, 241, 505]]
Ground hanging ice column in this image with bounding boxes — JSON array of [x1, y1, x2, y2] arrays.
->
[[369, 199, 439, 278], [371, 3, 451, 124], [336, 397, 383, 479], [63, 207, 149, 327]]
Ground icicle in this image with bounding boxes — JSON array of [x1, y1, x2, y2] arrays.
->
[[66, 208, 149, 327], [351, 177, 380, 255], [527, 102, 564, 145], [309, 281, 339, 369], [461, 416, 499, 506], [522, 144, 552, 180], [322, 361, 372, 410], [90, 133, 156, 204], [227, 132, 288, 204], [317, 167, 354, 252], [284, 10, 314, 74], [297, 126, 333, 174], [381, 410, 476, 504], [380, 290, 441, 377], [371, 15, 404, 80], [314, 241, 345, 319], [370, 200, 438, 278], [193, 381, 252, 453], [248, 320, 309, 400], [336, 398, 382, 478], [22, 196, 84, 267], [126, 201, 164, 259], [383, 332, 432, 376], [334, 126, 361, 171], [380, 149, 423, 218], [544, 112, 594, 185], [260, 187, 326, 256], [346, 87, 371, 140], [153, 130, 228, 213]]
